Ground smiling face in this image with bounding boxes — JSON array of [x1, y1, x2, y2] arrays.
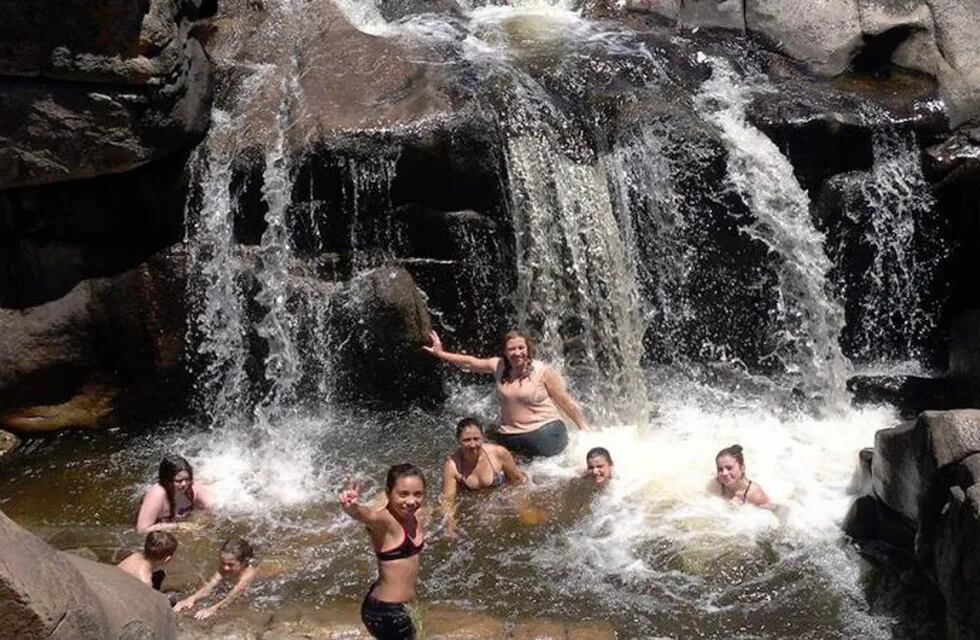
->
[[218, 552, 245, 578], [387, 475, 425, 520], [587, 455, 613, 484], [715, 454, 744, 487], [457, 424, 484, 454], [504, 336, 529, 369]]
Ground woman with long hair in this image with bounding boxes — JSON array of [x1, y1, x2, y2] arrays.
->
[[424, 329, 591, 457], [340, 463, 427, 640], [136, 455, 212, 532]]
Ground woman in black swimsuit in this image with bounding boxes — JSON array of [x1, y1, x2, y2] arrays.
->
[[714, 444, 770, 507], [441, 418, 526, 537], [340, 463, 427, 640]]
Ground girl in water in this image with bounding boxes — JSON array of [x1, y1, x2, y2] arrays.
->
[[442, 417, 526, 536], [173, 537, 257, 620], [423, 329, 591, 457], [714, 444, 770, 507], [136, 455, 212, 533], [340, 464, 426, 640], [585, 447, 614, 486]]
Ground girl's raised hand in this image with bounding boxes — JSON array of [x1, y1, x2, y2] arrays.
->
[[421, 330, 443, 356], [338, 478, 362, 509]]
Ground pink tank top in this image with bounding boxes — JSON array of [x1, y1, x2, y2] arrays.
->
[[495, 360, 562, 434]]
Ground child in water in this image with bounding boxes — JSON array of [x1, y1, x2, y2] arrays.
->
[[173, 537, 258, 620], [714, 444, 770, 508], [585, 447, 614, 486], [117, 531, 178, 594]]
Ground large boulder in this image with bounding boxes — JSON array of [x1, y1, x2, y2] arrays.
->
[[328, 266, 442, 404], [0, 0, 213, 188], [933, 485, 980, 640], [0, 247, 187, 430], [0, 510, 177, 640], [745, 0, 864, 76]]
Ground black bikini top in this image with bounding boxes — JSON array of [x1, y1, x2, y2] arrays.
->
[[375, 518, 424, 562]]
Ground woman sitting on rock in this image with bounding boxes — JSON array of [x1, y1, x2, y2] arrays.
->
[[441, 417, 526, 536], [713, 444, 770, 508], [136, 455, 212, 533], [424, 329, 592, 457]]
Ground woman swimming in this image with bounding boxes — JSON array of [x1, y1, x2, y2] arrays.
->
[[424, 329, 591, 457], [441, 417, 526, 536], [340, 464, 427, 640], [714, 444, 770, 507], [136, 455, 212, 533], [585, 447, 614, 486]]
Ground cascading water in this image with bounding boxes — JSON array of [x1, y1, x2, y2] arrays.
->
[[829, 126, 945, 365], [693, 57, 851, 408]]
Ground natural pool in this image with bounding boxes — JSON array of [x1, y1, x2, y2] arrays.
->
[[0, 371, 940, 639]]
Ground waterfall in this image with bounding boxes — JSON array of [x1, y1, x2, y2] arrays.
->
[[834, 127, 944, 363], [694, 58, 850, 406]]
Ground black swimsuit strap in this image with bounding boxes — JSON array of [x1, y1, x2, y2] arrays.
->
[[742, 480, 753, 504]]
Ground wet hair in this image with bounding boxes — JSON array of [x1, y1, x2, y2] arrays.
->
[[385, 463, 426, 493], [157, 455, 194, 522], [586, 447, 613, 466], [220, 537, 254, 564], [144, 531, 178, 561], [716, 444, 745, 467], [455, 417, 484, 439], [499, 329, 535, 381]]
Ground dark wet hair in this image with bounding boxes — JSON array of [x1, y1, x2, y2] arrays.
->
[[144, 531, 178, 561], [158, 455, 194, 523], [385, 463, 426, 492], [716, 444, 745, 467], [499, 329, 535, 381], [455, 417, 484, 439], [220, 537, 254, 563], [586, 447, 613, 465]]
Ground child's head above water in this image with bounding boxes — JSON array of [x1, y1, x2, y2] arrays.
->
[[586, 447, 614, 484], [144, 531, 178, 562], [219, 537, 254, 577]]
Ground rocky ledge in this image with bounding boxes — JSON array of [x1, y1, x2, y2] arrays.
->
[[845, 409, 980, 640]]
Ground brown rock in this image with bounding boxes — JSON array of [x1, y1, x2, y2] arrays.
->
[[0, 509, 177, 640], [0, 429, 19, 462], [0, 383, 116, 433]]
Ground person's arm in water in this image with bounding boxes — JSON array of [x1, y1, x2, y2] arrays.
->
[[495, 446, 527, 484], [174, 572, 222, 612], [745, 482, 771, 508], [422, 331, 498, 374], [193, 565, 258, 620], [136, 485, 179, 533], [440, 458, 460, 538], [541, 367, 592, 431]]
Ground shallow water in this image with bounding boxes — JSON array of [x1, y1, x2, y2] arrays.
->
[[0, 372, 929, 639]]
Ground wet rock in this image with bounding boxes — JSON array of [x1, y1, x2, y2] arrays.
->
[[0, 247, 188, 428], [872, 419, 924, 523], [0, 510, 177, 640], [745, 0, 864, 76], [203, 0, 457, 155], [848, 375, 966, 415], [623, 0, 680, 23], [679, 0, 745, 31], [377, 0, 460, 22], [0, 429, 20, 462], [0, 148, 191, 309], [0, 384, 116, 433], [932, 485, 980, 640], [328, 266, 443, 405], [950, 310, 980, 403], [0, 1, 213, 189]]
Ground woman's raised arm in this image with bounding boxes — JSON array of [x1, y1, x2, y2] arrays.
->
[[422, 331, 498, 375]]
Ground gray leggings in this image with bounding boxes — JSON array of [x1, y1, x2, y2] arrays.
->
[[496, 420, 569, 458]]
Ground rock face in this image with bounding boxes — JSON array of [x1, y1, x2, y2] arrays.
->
[[0, 510, 177, 640], [328, 266, 443, 405], [0, 0, 214, 189], [0, 247, 187, 431], [859, 410, 980, 639], [622, 0, 980, 125]]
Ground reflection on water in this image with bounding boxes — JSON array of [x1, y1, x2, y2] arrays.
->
[[0, 375, 912, 638]]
